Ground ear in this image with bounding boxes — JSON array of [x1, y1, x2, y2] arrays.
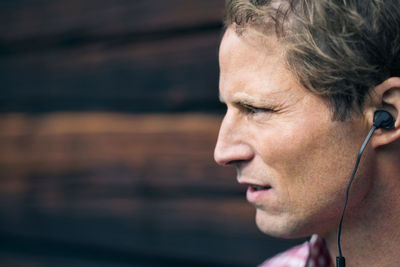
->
[[368, 77, 400, 148]]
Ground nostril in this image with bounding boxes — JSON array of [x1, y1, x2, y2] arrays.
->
[[225, 159, 247, 166]]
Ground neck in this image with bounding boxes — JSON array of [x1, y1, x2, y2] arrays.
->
[[324, 160, 400, 267]]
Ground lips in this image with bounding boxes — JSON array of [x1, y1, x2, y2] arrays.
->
[[249, 185, 271, 191], [238, 179, 272, 204], [246, 184, 272, 203], [238, 179, 271, 190], [238, 180, 272, 203]]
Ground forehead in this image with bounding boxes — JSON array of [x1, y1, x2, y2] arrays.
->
[[219, 26, 302, 102], [219, 26, 282, 70]]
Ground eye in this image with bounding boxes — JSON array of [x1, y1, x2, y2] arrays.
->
[[242, 104, 272, 114]]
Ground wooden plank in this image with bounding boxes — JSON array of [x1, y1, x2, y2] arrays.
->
[[0, 2, 304, 265], [0, 113, 231, 184], [0, 0, 225, 41], [0, 30, 222, 113], [0, 1, 225, 113], [0, 113, 304, 266]]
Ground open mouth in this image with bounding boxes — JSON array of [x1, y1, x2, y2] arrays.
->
[[249, 185, 271, 191], [246, 184, 272, 203]]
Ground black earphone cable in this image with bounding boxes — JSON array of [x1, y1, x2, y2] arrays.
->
[[336, 125, 376, 267]]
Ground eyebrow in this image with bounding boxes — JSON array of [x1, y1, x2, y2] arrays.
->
[[231, 92, 275, 107], [219, 90, 288, 109], [218, 92, 272, 106]]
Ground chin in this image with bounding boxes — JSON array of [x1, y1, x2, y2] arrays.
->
[[255, 209, 313, 239]]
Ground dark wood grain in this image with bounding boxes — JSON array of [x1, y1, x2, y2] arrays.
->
[[0, 1, 306, 265], [0, 30, 223, 113], [0, 113, 304, 266], [0, 0, 225, 113], [0, 0, 224, 41]]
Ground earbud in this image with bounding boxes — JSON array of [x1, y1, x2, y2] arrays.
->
[[373, 110, 395, 130]]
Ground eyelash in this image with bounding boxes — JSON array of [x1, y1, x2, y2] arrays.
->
[[242, 104, 273, 114]]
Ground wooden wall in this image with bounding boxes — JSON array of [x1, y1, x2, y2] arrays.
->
[[0, 1, 304, 266]]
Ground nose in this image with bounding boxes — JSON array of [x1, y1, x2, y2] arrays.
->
[[214, 112, 254, 166]]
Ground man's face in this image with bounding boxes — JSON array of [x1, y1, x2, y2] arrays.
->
[[215, 26, 373, 238]]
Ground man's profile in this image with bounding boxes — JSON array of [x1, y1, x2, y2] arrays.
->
[[214, 0, 400, 266]]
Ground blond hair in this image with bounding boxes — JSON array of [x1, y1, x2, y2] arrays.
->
[[225, 0, 400, 120]]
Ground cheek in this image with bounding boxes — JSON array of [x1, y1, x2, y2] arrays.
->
[[256, 121, 334, 181], [256, 120, 360, 206]]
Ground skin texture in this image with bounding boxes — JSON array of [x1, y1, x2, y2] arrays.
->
[[215, 26, 373, 237], [215, 26, 400, 266]]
